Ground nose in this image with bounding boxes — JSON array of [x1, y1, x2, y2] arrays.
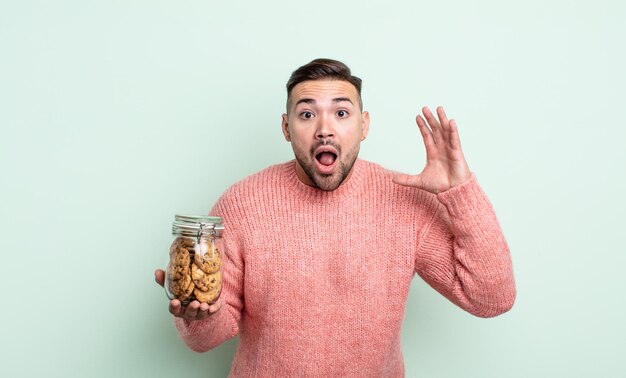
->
[[315, 114, 335, 139]]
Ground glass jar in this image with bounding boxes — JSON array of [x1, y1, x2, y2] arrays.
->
[[165, 214, 224, 305]]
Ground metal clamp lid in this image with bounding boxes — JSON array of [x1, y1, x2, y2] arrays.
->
[[172, 214, 224, 237]]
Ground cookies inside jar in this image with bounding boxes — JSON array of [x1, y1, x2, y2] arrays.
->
[[166, 236, 222, 304]]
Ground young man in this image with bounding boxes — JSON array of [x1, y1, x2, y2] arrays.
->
[[155, 58, 516, 376]]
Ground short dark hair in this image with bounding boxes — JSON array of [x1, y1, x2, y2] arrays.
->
[[286, 58, 363, 112]]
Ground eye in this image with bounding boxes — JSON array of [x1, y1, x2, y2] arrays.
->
[[300, 111, 314, 120], [337, 110, 349, 118]]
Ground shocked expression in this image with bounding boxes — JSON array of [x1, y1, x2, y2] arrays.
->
[[282, 79, 370, 191]]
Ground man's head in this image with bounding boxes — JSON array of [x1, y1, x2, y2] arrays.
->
[[286, 58, 363, 112], [282, 58, 370, 191]]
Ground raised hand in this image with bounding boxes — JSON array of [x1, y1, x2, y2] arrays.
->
[[392, 106, 471, 193]]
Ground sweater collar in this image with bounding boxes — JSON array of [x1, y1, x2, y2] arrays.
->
[[281, 159, 366, 200]]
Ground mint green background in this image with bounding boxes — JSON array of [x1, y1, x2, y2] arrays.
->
[[1, 1, 624, 377]]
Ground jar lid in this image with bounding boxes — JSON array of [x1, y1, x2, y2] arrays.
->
[[172, 214, 224, 237]]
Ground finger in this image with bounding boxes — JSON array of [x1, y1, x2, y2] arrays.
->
[[195, 302, 211, 320], [184, 300, 200, 320], [421, 107, 443, 143], [449, 119, 463, 151], [415, 115, 436, 153], [422, 106, 441, 130], [169, 299, 184, 317], [436, 106, 449, 130], [154, 269, 165, 287], [208, 298, 222, 313], [196, 298, 222, 320]]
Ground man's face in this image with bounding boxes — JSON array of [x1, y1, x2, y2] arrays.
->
[[282, 79, 370, 191]]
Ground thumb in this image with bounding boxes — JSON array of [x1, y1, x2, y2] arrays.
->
[[154, 269, 166, 287], [392, 173, 423, 188]]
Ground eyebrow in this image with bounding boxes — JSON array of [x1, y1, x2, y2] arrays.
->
[[294, 97, 354, 107]]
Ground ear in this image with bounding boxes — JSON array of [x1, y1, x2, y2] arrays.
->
[[281, 113, 291, 141], [360, 111, 370, 141]]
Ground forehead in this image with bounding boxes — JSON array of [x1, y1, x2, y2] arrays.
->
[[290, 79, 359, 106]]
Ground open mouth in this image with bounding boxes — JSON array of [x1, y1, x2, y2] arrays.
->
[[316, 151, 337, 166], [313, 146, 338, 174]]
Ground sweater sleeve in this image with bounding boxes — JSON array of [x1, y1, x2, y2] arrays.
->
[[173, 196, 245, 352], [414, 174, 516, 318]]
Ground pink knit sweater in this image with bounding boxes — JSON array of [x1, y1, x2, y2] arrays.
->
[[174, 159, 515, 377]]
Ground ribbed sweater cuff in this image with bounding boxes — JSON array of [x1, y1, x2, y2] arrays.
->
[[436, 173, 490, 219]]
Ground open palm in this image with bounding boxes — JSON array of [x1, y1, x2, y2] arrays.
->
[[393, 106, 471, 193]]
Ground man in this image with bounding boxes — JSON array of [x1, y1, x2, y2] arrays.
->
[[155, 58, 516, 376]]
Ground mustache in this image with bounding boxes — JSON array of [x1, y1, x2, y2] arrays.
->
[[310, 138, 341, 155]]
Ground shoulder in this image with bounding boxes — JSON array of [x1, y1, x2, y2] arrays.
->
[[357, 159, 441, 216], [229, 162, 289, 194], [357, 159, 397, 181], [210, 161, 292, 216]]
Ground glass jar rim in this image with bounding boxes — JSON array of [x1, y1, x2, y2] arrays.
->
[[172, 214, 224, 237], [175, 214, 222, 224]]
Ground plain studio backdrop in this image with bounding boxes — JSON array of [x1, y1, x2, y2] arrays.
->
[[1, 1, 624, 377]]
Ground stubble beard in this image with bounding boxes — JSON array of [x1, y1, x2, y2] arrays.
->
[[293, 141, 360, 191]]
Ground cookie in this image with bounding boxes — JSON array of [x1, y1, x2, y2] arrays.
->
[[194, 247, 222, 274], [168, 262, 189, 281], [168, 247, 191, 280], [193, 285, 221, 304], [192, 263, 222, 291], [170, 237, 195, 255], [178, 279, 195, 302], [169, 273, 192, 297]]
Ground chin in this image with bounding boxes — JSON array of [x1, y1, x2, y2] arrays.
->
[[313, 176, 343, 191], [310, 167, 348, 191]]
